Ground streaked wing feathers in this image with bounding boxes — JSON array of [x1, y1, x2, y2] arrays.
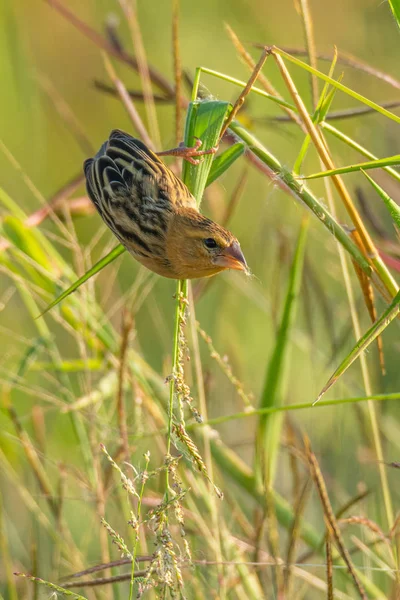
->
[[85, 129, 196, 212]]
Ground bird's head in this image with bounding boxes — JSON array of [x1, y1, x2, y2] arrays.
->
[[166, 208, 248, 279]]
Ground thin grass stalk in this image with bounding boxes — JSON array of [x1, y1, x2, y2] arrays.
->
[[14, 573, 88, 600], [92, 441, 111, 590], [0, 446, 88, 569], [0, 141, 74, 249], [129, 452, 150, 600], [80, 387, 400, 431], [188, 284, 226, 597], [36, 73, 94, 156], [14, 281, 96, 487], [264, 485, 284, 593], [293, 47, 338, 175], [284, 478, 311, 596], [219, 47, 269, 140], [172, 0, 182, 144], [265, 100, 400, 122], [200, 66, 295, 109], [196, 322, 253, 407], [228, 121, 371, 276], [225, 25, 305, 129], [320, 177, 395, 537], [314, 87, 393, 556], [326, 532, 334, 600], [322, 122, 400, 184], [46, 0, 174, 95], [0, 492, 18, 600], [271, 49, 398, 298], [117, 0, 161, 149], [102, 53, 154, 150], [349, 229, 386, 375], [304, 436, 368, 600], [117, 310, 133, 461], [165, 277, 186, 504], [260, 44, 400, 90], [273, 47, 400, 123], [4, 396, 57, 515], [257, 216, 309, 485], [297, 0, 319, 108]]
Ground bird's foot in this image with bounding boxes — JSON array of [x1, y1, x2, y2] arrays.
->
[[157, 138, 218, 165]]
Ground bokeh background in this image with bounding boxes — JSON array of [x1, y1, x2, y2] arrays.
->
[[1, 0, 400, 598]]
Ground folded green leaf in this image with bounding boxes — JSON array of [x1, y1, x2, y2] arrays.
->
[[182, 100, 230, 205]]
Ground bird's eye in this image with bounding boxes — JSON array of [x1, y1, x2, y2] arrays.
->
[[204, 238, 218, 249]]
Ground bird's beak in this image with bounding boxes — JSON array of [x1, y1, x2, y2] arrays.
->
[[213, 241, 248, 272]]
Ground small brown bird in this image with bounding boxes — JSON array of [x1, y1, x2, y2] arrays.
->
[[84, 130, 247, 279]]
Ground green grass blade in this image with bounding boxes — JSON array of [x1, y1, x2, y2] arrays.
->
[[14, 573, 88, 600], [182, 100, 230, 202], [318, 78, 341, 122], [302, 154, 400, 180], [0, 187, 27, 219], [388, 0, 400, 28], [206, 142, 245, 186], [294, 53, 339, 174], [322, 122, 400, 185], [191, 392, 400, 428], [275, 48, 400, 125], [2, 217, 56, 293], [38, 244, 126, 317], [361, 170, 400, 228], [29, 359, 103, 372], [256, 218, 309, 483], [200, 67, 295, 110], [316, 290, 400, 402], [3, 216, 54, 271], [230, 121, 371, 275], [209, 437, 321, 549]]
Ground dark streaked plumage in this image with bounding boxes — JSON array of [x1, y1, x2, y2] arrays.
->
[[84, 129, 247, 279]]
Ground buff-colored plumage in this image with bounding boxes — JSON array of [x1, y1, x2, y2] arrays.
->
[[84, 129, 247, 279]]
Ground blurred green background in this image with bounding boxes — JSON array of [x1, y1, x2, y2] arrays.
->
[[1, 0, 400, 597]]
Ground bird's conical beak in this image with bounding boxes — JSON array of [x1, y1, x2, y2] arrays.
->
[[214, 241, 248, 273]]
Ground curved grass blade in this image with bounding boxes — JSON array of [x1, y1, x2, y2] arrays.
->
[[3, 216, 54, 272], [274, 47, 400, 125], [257, 217, 308, 484], [37, 244, 126, 318], [388, 0, 400, 29], [361, 170, 400, 228], [206, 142, 245, 186], [230, 121, 371, 275], [316, 289, 400, 403], [302, 154, 400, 180]]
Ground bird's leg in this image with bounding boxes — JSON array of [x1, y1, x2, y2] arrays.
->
[[157, 138, 218, 165]]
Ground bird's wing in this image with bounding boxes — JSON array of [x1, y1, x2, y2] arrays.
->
[[84, 129, 197, 212]]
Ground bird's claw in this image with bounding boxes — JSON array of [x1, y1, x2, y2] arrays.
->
[[158, 138, 219, 164]]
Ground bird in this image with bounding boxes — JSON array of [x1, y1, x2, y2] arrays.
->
[[83, 129, 248, 280]]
